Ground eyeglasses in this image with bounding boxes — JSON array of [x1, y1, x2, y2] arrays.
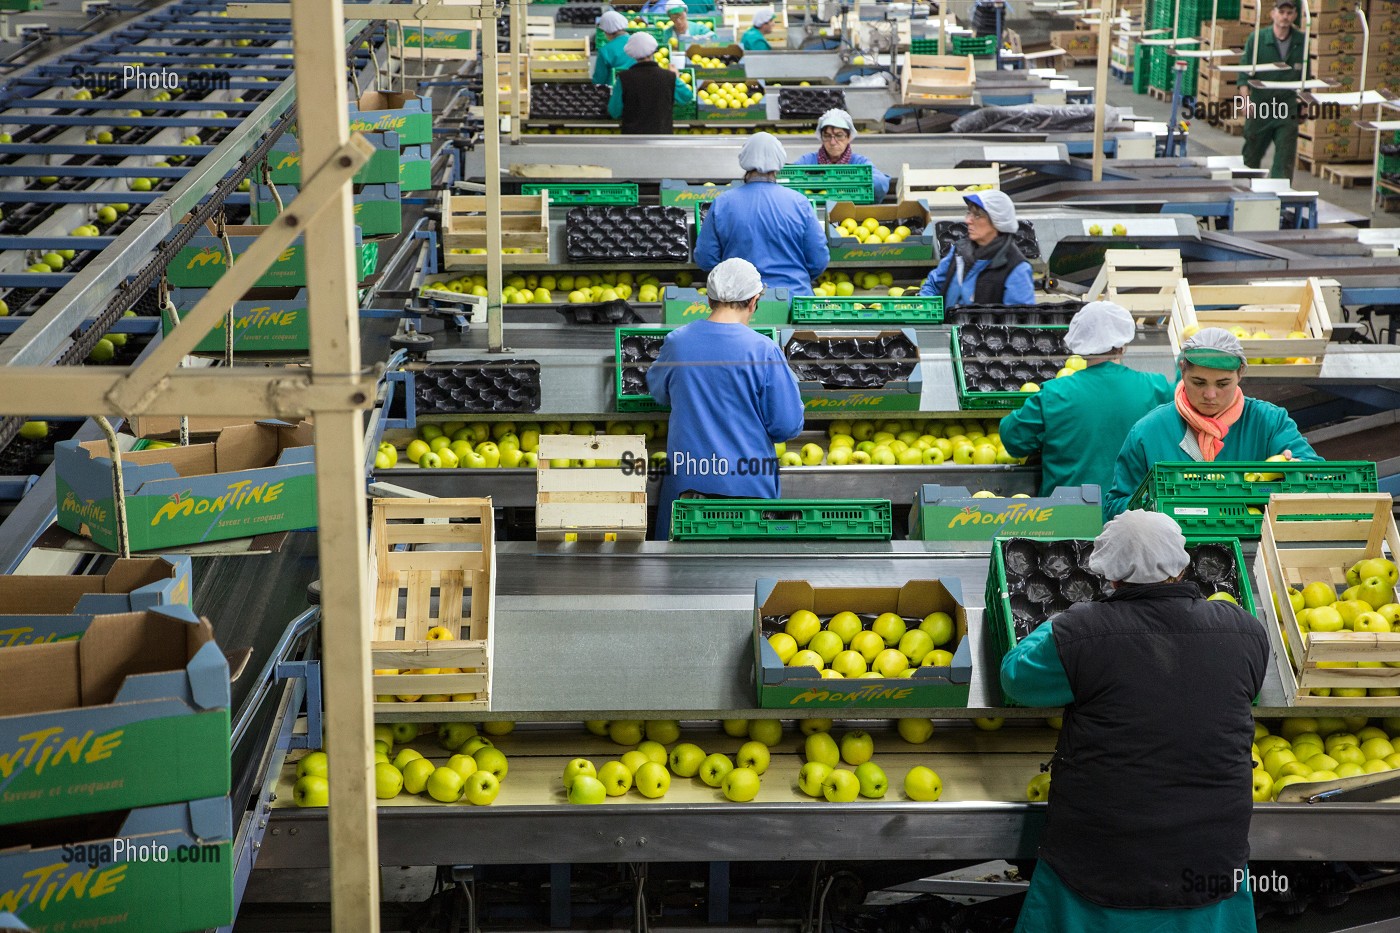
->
[[965, 208, 989, 221], [820, 129, 850, 139]]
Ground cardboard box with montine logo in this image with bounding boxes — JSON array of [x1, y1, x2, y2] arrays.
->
[[0, 557, 192, 649], [0, 606, 230, 825], [54, 420, 317, 553], [910, 484, 1105, 541], [348, 90, 433, 144], [165, 286, 313, 353], [265, 129, 402, 185], [826, 201, 937, 262], [753, 579, 972, 708], [662, 286, 792, 325], [0, 796, 233, 932], [165, 220, 377, 289], [252, 183, 403, 236]]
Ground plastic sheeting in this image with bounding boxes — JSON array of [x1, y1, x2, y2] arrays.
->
[[950, 105, 1125, 134]]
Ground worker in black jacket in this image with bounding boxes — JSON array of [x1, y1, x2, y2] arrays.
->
[[606, 32, 695, 135], [1001, 509, 1270, 933]]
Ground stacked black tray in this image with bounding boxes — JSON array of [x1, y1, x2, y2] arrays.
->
[[556, 4, 605, 23], [618, 332, 665, 398], [957, 324, 1068, 392], [408, 361, 542, 415], [777, 87, 848, 119], [784, 332, 918, 389], [564, 206, 691, 262], [944, 301, 1083, 327], [935, 219, 1041, 260], [530, 83, 612, 120]]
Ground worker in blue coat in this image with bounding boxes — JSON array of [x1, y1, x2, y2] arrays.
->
[[593, 12, 635, 85], [1104, 327, 1320, 519], [646, 258, 806, 540], [694, 132, 829, 296], [1000, 301, 1174, 497], [788, 109, 891, 203], [1002, 510, 1268, 933], [918, 191, 1035, 307], [740, 9, 777, 49]]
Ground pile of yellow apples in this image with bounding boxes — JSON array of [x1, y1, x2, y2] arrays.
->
[[698, 81, 763, 109], [377, 420, 668, 471], [777, 418, 1026, 467], [1280, 557, 1400, 698], [375, 625, 484, 704], [771, 606, 959, 679], [833, 216, 915, 245], [690, 54, 736, 69], [1251, 716, 1400, 801], [932, 183, 996, 193], [1017, 354, 1088, 392], [421, 271, 665, 304], [811, 269, 917, 298]]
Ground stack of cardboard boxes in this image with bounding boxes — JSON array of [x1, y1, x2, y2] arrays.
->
[[1194, 21, 1255, 134]]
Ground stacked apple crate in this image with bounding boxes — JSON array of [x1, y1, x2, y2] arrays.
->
[[1291, 0, 1383, 175], [1194, 21, 1254, 135]]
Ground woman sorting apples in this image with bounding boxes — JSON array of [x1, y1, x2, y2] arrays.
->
[[788, 109, 891, 203], [694, 132, 830, 296], [661, 0, 713, 51], [1001, 510, 1270, 933], [740, 9, 778, 49], [1104, 327, 1319, 518], [917, 191, 1035, 307], [607, 33, 695, 135], [592, 12, 636, 85], [999, 301, 1174, 498], [646, 258, 805, 540]]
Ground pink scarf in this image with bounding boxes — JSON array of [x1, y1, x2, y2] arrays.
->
[[817, 145, 853, 165], [1174, 381, 1244, 462]]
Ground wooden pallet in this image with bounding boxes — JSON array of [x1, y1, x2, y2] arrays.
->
[[370, 497, 496, 714], [1296, 153, 1324, 177], [1147, 84, 1173, 102], [1255, 494, 1400, 707], [1319, 162, 1374, 189]]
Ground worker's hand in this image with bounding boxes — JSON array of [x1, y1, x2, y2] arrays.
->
[[669, 63, 680, 74], [1276, 450, 1295, 461]]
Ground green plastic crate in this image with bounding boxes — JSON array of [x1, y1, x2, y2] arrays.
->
[[615, 326, 778, 412], [951, 34, 998, 56], [521, 183, 639, 206], [950, 325, 1068, 412], [670, 498, 893, 540], [910, 37, 941, 54], [790, 294, 944, 324], [778, 163, 874, 185], [1135, 461, 1378, 501]]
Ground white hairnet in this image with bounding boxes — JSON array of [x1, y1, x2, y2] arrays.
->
[[964, 190, 1018, 234], [1180, 327, 1247, 372], [817, 108, 855, 140], [1066, 301, 1137, 355], [1087, 510, 1191, 585], [707, 258, 764, 303], [665, 0, 686, 14], [752, 9, 776, 27], [598, 11, 628, 33], [625, 31, 659, 59], [739, 132, 787, 173]]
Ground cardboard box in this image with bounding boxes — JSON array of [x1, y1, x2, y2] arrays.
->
[[658, 179, 735, 207], [909, 485, 1105, 541], [164, 286, 312, 353], [1051, 29, 1098, 56], [251, 183, 403, 236], [686, 43, 748, 80], [1308, 52, 1365, 78], [825, 201, 937, 263], [0, 797, 233, 931], [780, 328, 924, 412], [1312, 8, 1366, 34], [0, 557, 192, 649], [0, 606, 230, 825], [399, 143, 432, 192], [265, 129, 402, 185], [127, 415, 268, 440], [1299, 114, 1366, 137], [401, 24, 475, 51], [165, 221, 377, 289], [347, 91, 433, 145], [753, 579, 972, 708], [1299, 132, 1365, 161], [662, 286, 791, 325], [54, 421, 317, 553]]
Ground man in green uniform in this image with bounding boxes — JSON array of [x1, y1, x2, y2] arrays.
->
[[1000, 301, 1174, 498], [1103, 327, 1320, 519], [1238, 0, 1306, 179]]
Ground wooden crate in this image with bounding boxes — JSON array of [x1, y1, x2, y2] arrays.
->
[[369, 497, 496, 715], [1086, 249, 1182, 321], [440, 192, 549, 268], [528, 37, 591, 81], [1168, 278, 1333, 377], [492, 56, 531, 116], [901, 54, 976, 103], [898, 163, 1000, 207], [724, 6, 788, 45], [1254, 493, 1400, 706], [536, 434, 648, 541]]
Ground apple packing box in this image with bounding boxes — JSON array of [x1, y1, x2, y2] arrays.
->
[[909, 484, 1105, 542], [0, 605, 230, 826], [54, 420, 317, 553], [165, 286, 314, 354], [662, 287, 792, 326], [164, 220, 377, 289], [0, 796, 234, 932], [348, 90, 434, 146], [753, 579, 972, 709], [0, 557, 192, 649]]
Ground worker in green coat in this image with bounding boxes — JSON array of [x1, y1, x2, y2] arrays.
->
[[740, 10, 776, 50], [1104, 327, 1320, 519], [1000, 301, 1174, 498], [1238, 0, 1307, 179], [593, 12, 635, 85]]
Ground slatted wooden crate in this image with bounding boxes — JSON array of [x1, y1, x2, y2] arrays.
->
[[1086, 249, 1182, 321], [440, 191, 549, 268], [901, 54, 976, 103], [370, 497, 496, 714], [536, 434, 648, 541], [1255, 493, 1400, 706], [1168, 278, 1333, 377], [528, 37, 591, 80], [492, 56, 531, 116], [898, 163, 1000, 208]]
